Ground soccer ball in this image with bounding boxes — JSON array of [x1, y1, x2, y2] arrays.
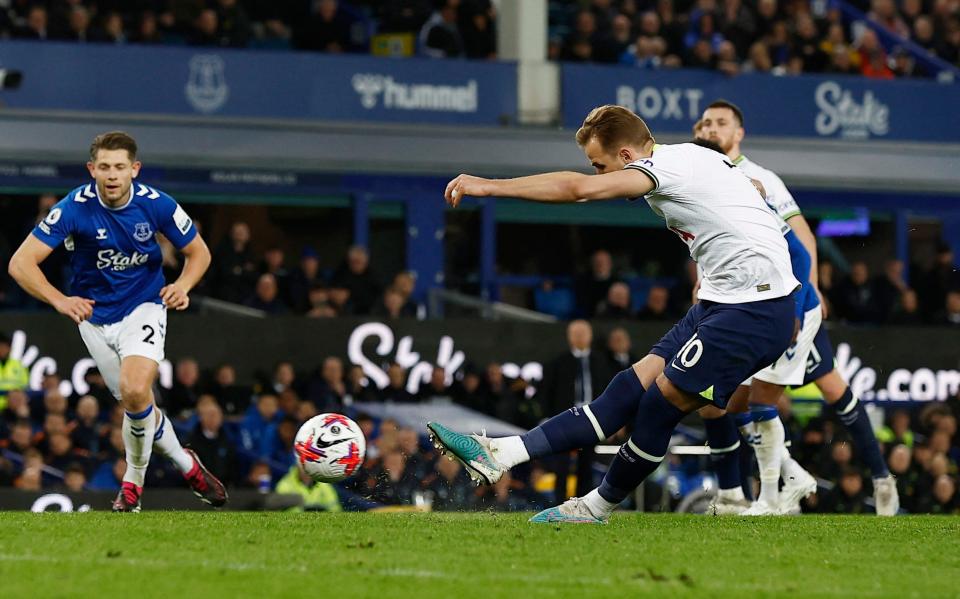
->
[[294, 413, 366, 483]]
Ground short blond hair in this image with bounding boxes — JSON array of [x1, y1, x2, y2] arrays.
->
[[575, 105, 654, 152]]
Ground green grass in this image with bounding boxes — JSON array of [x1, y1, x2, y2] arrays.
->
[[1, 512, 958, 598]]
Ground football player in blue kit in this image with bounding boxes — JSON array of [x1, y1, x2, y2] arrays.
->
[[8, 131, 227, 512], [698, 101, 898, 516]]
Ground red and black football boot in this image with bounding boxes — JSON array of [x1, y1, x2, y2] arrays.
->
[[183, 448, 228, 508], [112, 481, 142, 513]]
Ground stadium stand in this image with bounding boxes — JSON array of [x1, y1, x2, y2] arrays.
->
[[4, 211, 958, 324], [0, 0, 957, 519], [1, 316, 959, 514], [548, 0, 960, 77], [0, 0, 956, 77]]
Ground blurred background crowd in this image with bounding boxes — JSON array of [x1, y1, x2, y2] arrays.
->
[[2, 197, 958, 326], [0, 0, 956, 77], [1, 316, 958, 514]]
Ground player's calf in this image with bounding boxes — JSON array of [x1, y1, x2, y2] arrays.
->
[[749, 405, 785, 511], [582, 379, 690, 520], [525, 368, 647, 460], [121, 403, 157, 489], [702, 409, 746, 506]]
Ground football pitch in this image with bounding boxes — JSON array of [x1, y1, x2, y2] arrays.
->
[[1, 512, 958, 598]]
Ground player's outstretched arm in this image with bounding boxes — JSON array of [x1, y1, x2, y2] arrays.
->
[[160, 236, 211, 311], [444, 169, 655, 207], [8, 235, 94, 323]]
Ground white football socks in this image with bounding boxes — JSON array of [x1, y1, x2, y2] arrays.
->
[[582, 488, 618, 518], [489, 436, 529, 469], [122, 405, 158, 487], [151, 408, 195, 474], [780, 445, 808, 484], [754, 417, 786, 507]]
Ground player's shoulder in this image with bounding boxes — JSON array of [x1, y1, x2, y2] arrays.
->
[[739, 156, 783, 183], [653, 143, 691, 158], [47, 184, 95, 221], [663, 142, 728, 166], [131, 182, 174, 203], [627, 143, 688, 171], [65, 183, 97, 206]]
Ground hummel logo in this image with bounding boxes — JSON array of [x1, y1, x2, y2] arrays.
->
[[96, 229, 108, 240]]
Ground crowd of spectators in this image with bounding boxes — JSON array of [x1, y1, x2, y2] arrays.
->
[[2, 195, 958, 325], [544, 246, 960, 326], [0, 0, 498, 59], [781, 396, 960, 514], [1, 320, 959, 514], [201, 221, 425, 318], [818, 247, 960, 325], [2, 0, 956, 78], [0, 344, 580, 511], [550, 0, 960, 78]]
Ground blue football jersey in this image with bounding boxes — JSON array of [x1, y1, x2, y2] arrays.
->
[[32, 182, 197, 325]]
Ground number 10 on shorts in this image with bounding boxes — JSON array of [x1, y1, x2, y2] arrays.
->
[[674, 333, 704, 370]]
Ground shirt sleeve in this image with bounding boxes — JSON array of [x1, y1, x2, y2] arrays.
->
[[624, 147, 689, 193], [765, 172, 801, 220], [31, 196, 75, 249], [155, 191, 198, 250]]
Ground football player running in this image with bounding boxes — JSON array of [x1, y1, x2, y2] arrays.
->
[[8, 131, 227, 512]]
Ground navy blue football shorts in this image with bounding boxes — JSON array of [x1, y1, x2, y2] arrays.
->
[[650, 293, 796, 408]]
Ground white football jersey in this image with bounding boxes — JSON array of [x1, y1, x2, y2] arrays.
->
[[626, 143, 798, 304], [734, 154, 801, 222]]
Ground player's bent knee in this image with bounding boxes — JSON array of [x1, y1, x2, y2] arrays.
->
[[816, 370, 847, 403], [119, 379, 153, 410], [656, 374, 704, 413], [748, 379, 782, 406], [725, 385, 751, 414], [632, 354, 665, 389]]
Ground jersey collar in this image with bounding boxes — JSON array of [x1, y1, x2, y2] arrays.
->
[[733, 154, 746, 165], [95, 183, 134, 211]]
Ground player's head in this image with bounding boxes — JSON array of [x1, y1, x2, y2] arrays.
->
[[700, 99, 744, 156], [692, 119, 704, 139], [576, 105, 655, 174], [87, 131, 141, 205]]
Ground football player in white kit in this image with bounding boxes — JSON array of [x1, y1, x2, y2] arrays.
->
[[8, 131, 227, 512], [427, 105, 799, 523], [699, 100, 898, 516]]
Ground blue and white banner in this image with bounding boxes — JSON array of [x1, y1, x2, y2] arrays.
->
[[0, 41, 516, 126], [562, 64, 960, 142]]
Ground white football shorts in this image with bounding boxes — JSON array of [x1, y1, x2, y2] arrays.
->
[[745, 304, 822, 387], [78, 302, 167, 400]]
